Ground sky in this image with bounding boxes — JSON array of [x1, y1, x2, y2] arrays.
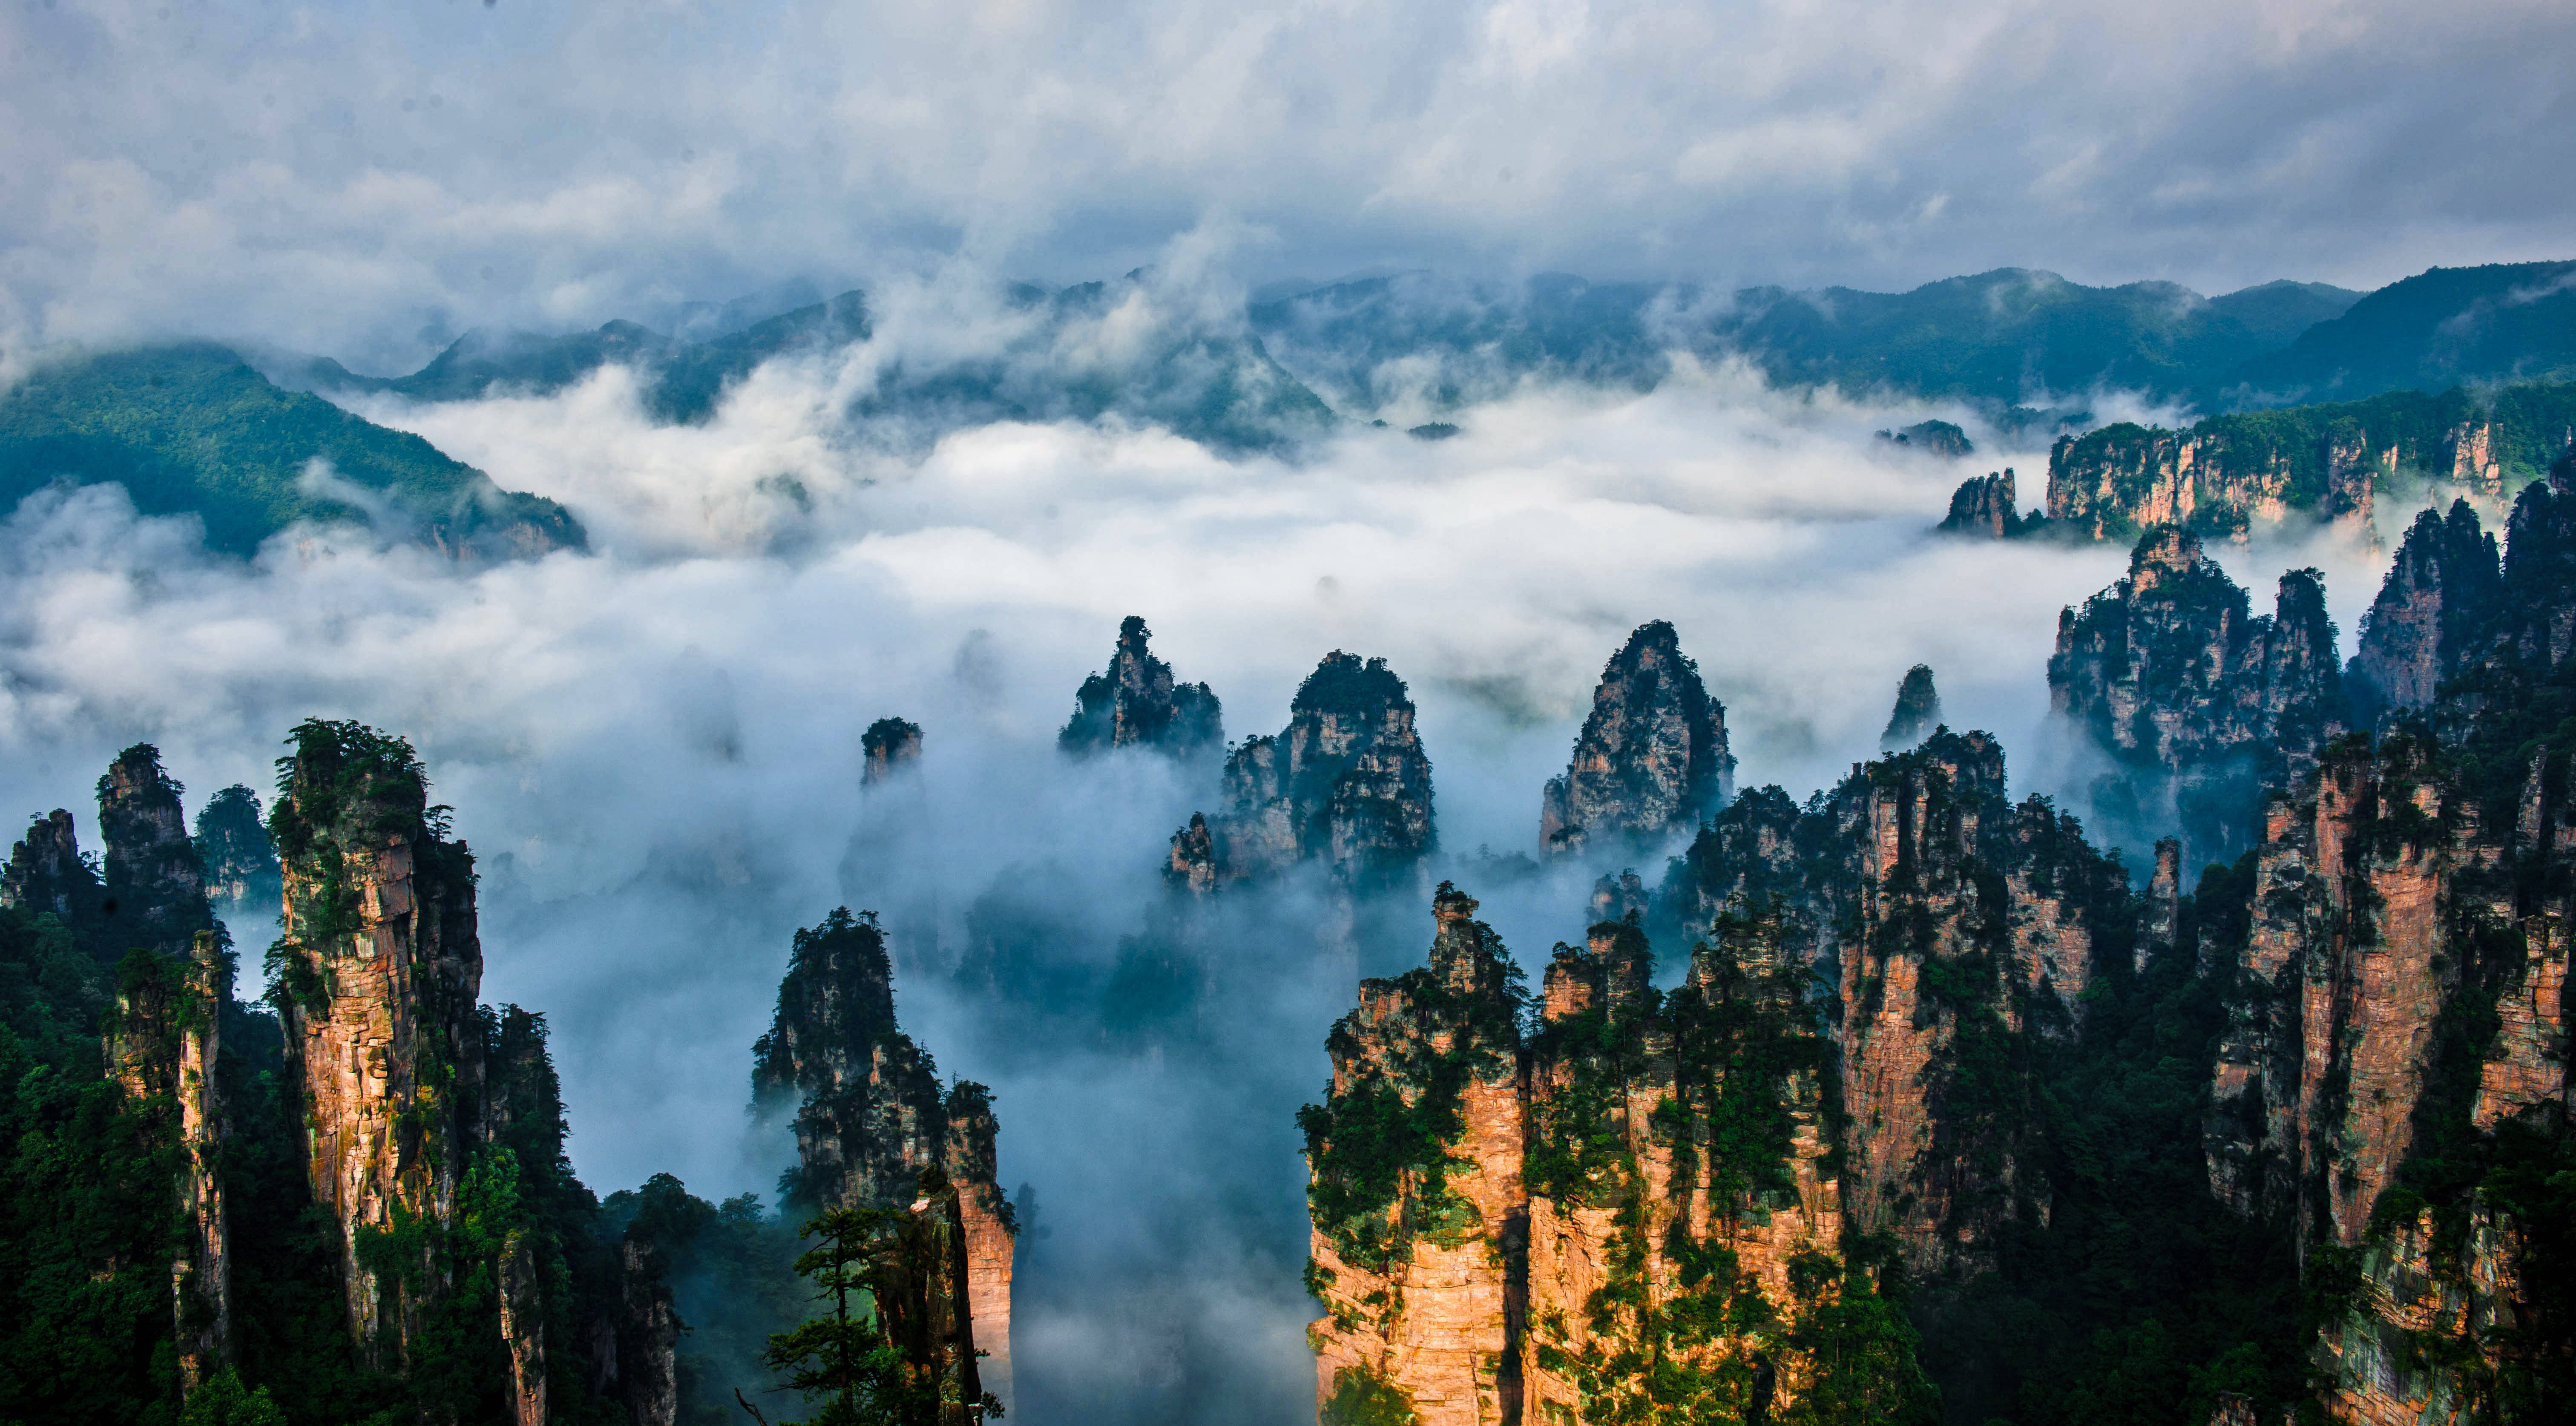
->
[[4, 0, 2573, 372]]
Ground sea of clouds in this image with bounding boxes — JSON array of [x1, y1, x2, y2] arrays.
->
[[0, 331, 2422, 1418]]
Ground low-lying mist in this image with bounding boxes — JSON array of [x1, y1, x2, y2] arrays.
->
[[0, 347, 2414, 1421]]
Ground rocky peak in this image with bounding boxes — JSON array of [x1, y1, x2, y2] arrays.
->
[[1302, 890, 1525, 1426], [1541, 917, 1653, 1021], [2497, 447, 2576, 669], [862, 718, 924, 785], [2050, 525, 2346, 865], [753, 907, 939, 1208], [99, 928, 235, 1396], [2, 808, 102, 930], [97, 744, 213, 958], [2350, 500, 2502, 718], [752, 906, 1014, 1405], [1540, 621, 1733, 857], [1058, 615, 1222, 756], [1880, 663, 1944, 749], [1938, 468, 2027, 538], [1169, 650, 1434, 889]]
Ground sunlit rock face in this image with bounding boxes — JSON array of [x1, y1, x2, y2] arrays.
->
[[1302, 886, 1918, 1425], [1301, 885, 1524, 1426], [752, 906, 1015, 1407], [1541, 620, 1734, 859], [1059, 615, 1222, 758], [1170, 650, 1435, 891], [2049, 525, 2345, 867], [267, 720, 488, 1367], [2190, 457, 2576, 1423], [2198, 733, 2547, 1425]]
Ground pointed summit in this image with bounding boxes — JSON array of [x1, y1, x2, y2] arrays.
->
[[2349, 500, 2503, 718], [1879, 664, 1944, 750], [1059, 615, 1222, 757], [1167, 650, 1434, 889], [1541, 621, 1732, 857]]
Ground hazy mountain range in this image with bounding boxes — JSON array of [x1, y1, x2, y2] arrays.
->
[[2, 257, 2570, 557]]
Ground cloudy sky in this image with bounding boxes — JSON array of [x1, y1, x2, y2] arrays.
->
[[4, 0, 2571, 371]]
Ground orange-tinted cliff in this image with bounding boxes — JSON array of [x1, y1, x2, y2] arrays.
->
[[1302, 886, 1524, 1426], [1305, 887, 1935, 1426], [267, 720, 489, 1366]]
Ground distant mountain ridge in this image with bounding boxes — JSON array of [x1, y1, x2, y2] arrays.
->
[[293, 259, 2570, 450], [4, 257, 2563, 558], [1248, 267, 2363, 413], [303, 279, 1332, 455], [0, 343, 584, 559]]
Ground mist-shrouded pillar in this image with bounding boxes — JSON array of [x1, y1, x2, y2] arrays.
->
[[755, 906, 1016, 1412]]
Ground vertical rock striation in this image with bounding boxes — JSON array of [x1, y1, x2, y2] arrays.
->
[[1301, 885, 1525, 1426], [1171, 650, 1435, 890], [1656, 730, 2133, 1277], [753, 906, 1015, 1407], [1304, 888, 1938, 1426], [2049, 525, 2346, 866], [267, 719, 487, 1366], [1059, 615, 1223, 757], [1540, 621, 1734, 857]]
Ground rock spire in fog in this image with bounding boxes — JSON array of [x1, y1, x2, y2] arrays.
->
[[2049, 526, 2343, 867], [1540, 621, 1732, 857], [1167, 650, 1435, 890], [1880, 663, 1944, 749], [753, 906, 1014, 1407], [1059, 615, 1222, 757], [193, 782, 281, 915], [862, 717, 924, 785], [1938, 469, 2028, 538], [98, 745, 215, 959], [2349, 498, 2504, 719]]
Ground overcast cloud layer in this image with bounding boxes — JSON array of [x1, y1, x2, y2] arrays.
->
[[4, 0, 2572, 371]]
